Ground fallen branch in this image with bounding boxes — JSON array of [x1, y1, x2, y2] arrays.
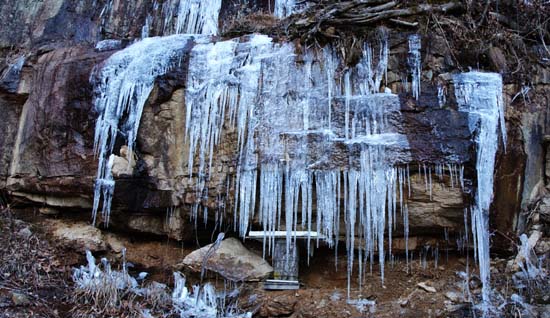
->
[[389, 18, 419, 28]]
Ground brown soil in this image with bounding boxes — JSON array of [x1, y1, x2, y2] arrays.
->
[[0, 208, 544, 318]]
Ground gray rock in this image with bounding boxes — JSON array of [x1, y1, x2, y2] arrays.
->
[[444, 291, 464, 303], [179, 237, 273, 282], [17, 227, 32, 239]]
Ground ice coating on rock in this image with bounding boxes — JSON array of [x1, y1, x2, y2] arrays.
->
[[91, 35, 192, 225], [1, 56, 25, 81], [95, 39, 123, 52], [453, 71, 506, 314], [0, 55, 25, 94]]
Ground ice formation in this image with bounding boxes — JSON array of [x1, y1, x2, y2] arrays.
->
[[408, 34, 422, 100], [89, 28, 507, 305], [91, 35, 192, 225], [135, 0, 222, 37], [95, 39, 123, 52], [274, 0, 296, 18], [73, 250, 251, 317], [512, 234, 548, 292], [172, 272, 251, 318], [0, 55, 25, 83], [181, 34, 420, 295], [174, 0, 222, 35], [454, 72, 506, 313]]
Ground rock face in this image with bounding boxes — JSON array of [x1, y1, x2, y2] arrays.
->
[[179, 237, 273, 281], [0, 0, 546, 250]]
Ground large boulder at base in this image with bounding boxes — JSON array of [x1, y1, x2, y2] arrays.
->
[[180, 237, 272, 282]]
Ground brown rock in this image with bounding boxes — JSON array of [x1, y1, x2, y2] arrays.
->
[[47, 220, 106, 252], [179, 237, 273, 282], [261, 294, 297, 317], [488, 47, 508, 72]]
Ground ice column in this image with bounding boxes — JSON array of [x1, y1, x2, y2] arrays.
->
[[453, 72, 506, 313]]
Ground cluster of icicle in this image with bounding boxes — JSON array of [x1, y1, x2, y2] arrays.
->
[[453, 72, 507, 315], [274, 0, 296, 18], [93, 0, 224, 224], [182, 34, 421, 296], [91, 35, 192, 225], [73, 250, 251, 318], [135, 0, 222, 39], [138, 0, 296, 38]]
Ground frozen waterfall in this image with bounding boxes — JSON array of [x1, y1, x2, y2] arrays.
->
[[89, 31, 507, 305], [182, 34, 417, 296], [91, 35, 192, 225]]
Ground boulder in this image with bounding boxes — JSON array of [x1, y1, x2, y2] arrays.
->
[[47, 220, 106, 252], [179, 237, 273, 282]]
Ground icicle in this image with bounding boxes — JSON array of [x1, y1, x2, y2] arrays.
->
[[141, 14, 152, 38], [437, 83, 446, 107], [428, 165, 432, 201], [454, 72, 506, 314], [459, 164, 465, 189], [323, 46, 337, 130], [408, 34, 422, 100], [344, 71, 352, 139], [404, 203, 410, 273], [423, 163, 428, 192]]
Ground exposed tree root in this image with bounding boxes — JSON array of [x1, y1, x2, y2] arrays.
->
[[285, 1, 463, 41]]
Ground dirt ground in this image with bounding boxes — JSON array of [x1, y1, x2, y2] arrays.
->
[[0, 208, 547, 318]]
